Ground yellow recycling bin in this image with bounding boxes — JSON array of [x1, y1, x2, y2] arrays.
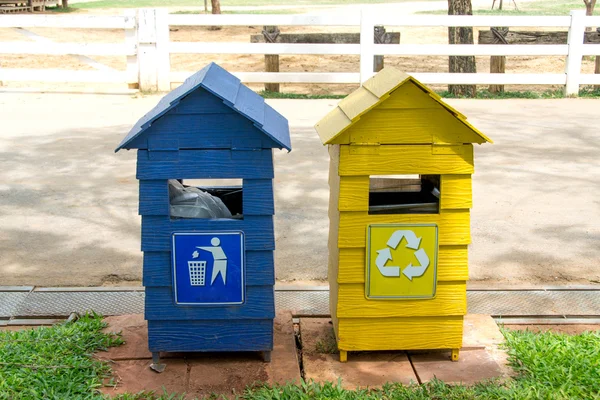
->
[[315, 67, 492, 363]]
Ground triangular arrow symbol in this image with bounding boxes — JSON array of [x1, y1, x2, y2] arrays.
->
[[375, 247, 400, 277], [402, 248, 430, 281]]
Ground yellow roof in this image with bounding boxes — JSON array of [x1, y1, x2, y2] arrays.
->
[[315, 67, 493, 145]]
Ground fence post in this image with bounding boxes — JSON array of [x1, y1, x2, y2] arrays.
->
[[565, 9, 586, 96], [137, 8, 169, 91], [155, 8, 171, 91], [125, 10, 138, 89], [360, 10, 375, 84], [138, 8, 158, 91]]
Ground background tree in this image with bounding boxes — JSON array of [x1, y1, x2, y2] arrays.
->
[[208, 0, 221, 30], [583, 0, 596, 20], [583, 0, 599, 89], [448, 0, 476, 97], [211, 0, 221, 15]]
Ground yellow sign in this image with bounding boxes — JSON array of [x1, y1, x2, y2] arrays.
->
[[366, 224, 438, 299]]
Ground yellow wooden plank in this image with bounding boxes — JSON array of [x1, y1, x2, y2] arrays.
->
[[346, 109, 485, 145], [339, 144, 474, 176], [407, 77, 492, 144], [338, 316, 463, 351], [328, 145, 341, 336], [377, 80, 443, 109], [441, 175, 472, 210], [337, 86, 380, 122], [362, 67, 410, 98], [314, 68, 492, 146], [314, 107, 352, 145], [338, 209, 470, 248], [337, 245, 468, 283], [336, 282, 466, 318], [339, 175, 369, 211]]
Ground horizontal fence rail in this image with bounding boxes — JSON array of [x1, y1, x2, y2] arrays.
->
[[0, 9, 599, 94], [0, 13, 137, 87]]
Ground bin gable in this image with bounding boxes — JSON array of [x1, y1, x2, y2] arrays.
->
[[315, 67, 492, 146], [115, 62, 291, 152]]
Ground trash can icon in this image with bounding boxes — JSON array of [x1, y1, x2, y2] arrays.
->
[[188, 261, 207, 286]]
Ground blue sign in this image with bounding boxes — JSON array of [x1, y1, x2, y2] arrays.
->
[[172, 231, 245, 305]]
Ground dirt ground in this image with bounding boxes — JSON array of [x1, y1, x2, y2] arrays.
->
[[0, 4, 597, 94]]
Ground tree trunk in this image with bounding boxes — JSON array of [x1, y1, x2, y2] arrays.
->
[[584, 0, 596, 31], [448, 0, 476, 97], [211, 0, 221, 14], [583, 0, 598, 88], [208, 0, 221, 30]]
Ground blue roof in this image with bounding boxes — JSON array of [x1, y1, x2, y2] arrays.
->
[[115, 62, 291, 152]]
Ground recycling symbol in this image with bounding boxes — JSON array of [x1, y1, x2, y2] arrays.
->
[[375, 229, 430, 281]]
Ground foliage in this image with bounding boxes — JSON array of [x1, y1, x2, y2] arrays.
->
[[420, 0, 598, 15], [45, 5, 77, 12], [172, 9, 298, 15], [2, 314, 600, 399], [0, 313, 122, 399], [578, 86, 600, 97], [259, 88, 600, 100], [501, 328, 600, 399], [314, 327, 338, 354], [437, 87, 600, 98], [72, 0, 440, 10], [239, 328, 600, 400]]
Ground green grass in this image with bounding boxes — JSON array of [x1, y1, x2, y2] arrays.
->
[[172, 9, 299, 14], [242, 328, 600, 399], [0, 313, 123, 399], [259, 90, 347, 99], [1, 316, 600, 399], [437, 88, 566, 99], [419, 0, 597, 16], [72, 0, 438, 10], [260, 87, 600, 100], [438, 87, 600, 99]]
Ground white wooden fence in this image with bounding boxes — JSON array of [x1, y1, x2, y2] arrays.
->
[[1, 9, 599, 95]]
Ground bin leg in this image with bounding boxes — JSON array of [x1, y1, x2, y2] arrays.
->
[[262, 351, 272, 362], [451, 348, 460, 362], [150, 352, 166, 373], [339, 350, 348, 363]]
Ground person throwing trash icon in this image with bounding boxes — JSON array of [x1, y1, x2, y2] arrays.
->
[[197, 237, 228, 285]]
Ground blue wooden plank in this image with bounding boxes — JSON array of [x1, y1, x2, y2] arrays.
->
[[148, 319, 273, 352], [173, 88, 234, 115], [116, 63, 291, 153], [115, 63, 212, 152], [243, 179, 274, 216], [148, 150, 179, 161], [140, 114, 278, 150], [148, 137, 178, 151], [141, 215, 274, 252], [143, 250, 275, 287], [136, 149, 274, 180], [233, 84, 265, 126], [145, 285, 275, 320], [260, 104, 292, 151], [139, 180, 169, 216], [201, 63, 241, 106]]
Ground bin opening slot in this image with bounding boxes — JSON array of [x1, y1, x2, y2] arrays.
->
[[368, 175, 440, 215], [169, 179, 243, 220]]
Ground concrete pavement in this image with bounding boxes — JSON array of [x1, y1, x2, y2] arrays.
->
[[0, 94, 598, 286]]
